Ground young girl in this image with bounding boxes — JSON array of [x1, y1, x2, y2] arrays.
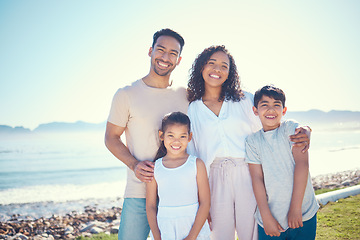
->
[[186, 45, 311, 240], [146, 111, 211, 240]]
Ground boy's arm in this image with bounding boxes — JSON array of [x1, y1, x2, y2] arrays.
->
[[248, 163, 284, 237], [288, 146, 309, 228], [184, 159, 211, 240], [146, 179, 161, 240]]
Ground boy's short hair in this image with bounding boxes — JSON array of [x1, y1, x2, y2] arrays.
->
[[152, 28, 185, 53], [254, 85, 286, 108]]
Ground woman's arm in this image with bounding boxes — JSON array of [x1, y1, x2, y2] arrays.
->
[[146, 179, 161, 240], [184, 159, 211, 240]]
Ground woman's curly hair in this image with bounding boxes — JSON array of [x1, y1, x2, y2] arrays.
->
[[187, 45, 243, 103]]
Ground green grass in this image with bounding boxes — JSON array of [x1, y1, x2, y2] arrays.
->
[[315, 188, 341, 195], [77, 194, 360, 240], [316, 194, 360, 240], [76, 233, 117, 240]]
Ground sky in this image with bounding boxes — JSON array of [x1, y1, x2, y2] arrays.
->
[[0, 0, 359, 130]]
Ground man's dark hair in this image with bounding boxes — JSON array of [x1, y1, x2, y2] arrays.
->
[[152, 28, 185, 53], [254, 85, 286, 108]]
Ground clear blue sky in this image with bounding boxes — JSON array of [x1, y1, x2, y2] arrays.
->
[[1, 0, 359, 129]]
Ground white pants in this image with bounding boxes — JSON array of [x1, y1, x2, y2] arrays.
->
[[209, 158, 258, 240]]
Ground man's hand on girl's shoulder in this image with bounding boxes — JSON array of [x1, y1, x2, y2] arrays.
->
[[134, 160, 155, 182]]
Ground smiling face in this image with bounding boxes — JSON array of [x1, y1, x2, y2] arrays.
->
[[201, 51, 230, 90], [148, 35, 182, 77], [253, 95, 287, 132], [159, 123, 192, 158]]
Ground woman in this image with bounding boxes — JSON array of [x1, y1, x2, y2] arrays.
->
[[187, 45, 310, 240]]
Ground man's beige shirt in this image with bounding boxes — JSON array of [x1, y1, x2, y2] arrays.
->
[[107, 79, 188, 198]]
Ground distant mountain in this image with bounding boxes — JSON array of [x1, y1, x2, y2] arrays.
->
[[0, 125, 32, 135], [285, 110, 360, 124], [0, 121, 105, 136], [34, 121, 106, 132], [284, 110, 360, 131], [1, 110, 359, 136]]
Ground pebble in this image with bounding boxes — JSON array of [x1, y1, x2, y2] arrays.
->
[[311, 169, 360, 190], [0, 206, 121, 239]]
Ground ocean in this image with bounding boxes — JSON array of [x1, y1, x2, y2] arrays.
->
[[0, 130, 359, 222]]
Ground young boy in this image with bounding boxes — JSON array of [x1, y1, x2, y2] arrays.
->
[[245, 85, 319, 240]]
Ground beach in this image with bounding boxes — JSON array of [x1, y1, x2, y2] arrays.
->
[[0, 130, 359, 239], [0, 169, 359, 240]]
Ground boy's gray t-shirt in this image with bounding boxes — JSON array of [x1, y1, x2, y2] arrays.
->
[[245, 119, 319, 230]]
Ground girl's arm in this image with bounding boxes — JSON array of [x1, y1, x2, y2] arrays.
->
[[146, 179, 161, 240], [184, 159, 211, 240], [248, 163, 284, 237], [288, 146, 309, 229]]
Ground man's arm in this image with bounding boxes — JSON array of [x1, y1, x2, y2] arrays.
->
[[104, 121, 154, 182], [248, 163, 284, 237], [288, 146, 309, 229], [290, 126, 312, 153]]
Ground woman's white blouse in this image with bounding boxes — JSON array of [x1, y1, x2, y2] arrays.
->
[[187, 91, 261, 173]]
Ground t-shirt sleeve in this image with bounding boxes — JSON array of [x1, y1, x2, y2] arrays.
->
[[107, 88, 130, 127], [245, 136, 261, 164], [283, 119, 300, 138]]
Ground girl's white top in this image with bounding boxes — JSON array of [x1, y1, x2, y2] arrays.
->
[[187, 91, 261, 173], [155, 155, 198, 207]]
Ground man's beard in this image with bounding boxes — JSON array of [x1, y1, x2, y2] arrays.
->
[[153, 65, 173, 76]]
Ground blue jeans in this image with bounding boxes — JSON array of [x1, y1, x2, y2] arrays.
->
[[118, 198, 150, 240], [258, 214, 317, 240]]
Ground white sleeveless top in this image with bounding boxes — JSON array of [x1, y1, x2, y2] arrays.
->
[[154, 155, 198, 207]]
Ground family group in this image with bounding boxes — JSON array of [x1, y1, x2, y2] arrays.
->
[[104, 28, 319, 240]]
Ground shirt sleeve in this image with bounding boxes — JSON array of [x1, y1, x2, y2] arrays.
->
[[187, 138, 197, 157], [107, 88, 130, 127], [186, 103, 198, 157], [244, 92, 262, 132], [245, 136, 261, 164]]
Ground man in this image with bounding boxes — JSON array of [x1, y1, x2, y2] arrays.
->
[[105, 29, 188, 240]]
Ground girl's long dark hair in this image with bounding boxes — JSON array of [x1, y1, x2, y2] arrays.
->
[[187, 45, 243, 103], [154, 112, 191, 161]]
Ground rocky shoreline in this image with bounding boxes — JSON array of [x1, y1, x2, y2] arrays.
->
[[311, 169, 360, 190], [0, 206, 121, 240], [1, 169, 359, 240]]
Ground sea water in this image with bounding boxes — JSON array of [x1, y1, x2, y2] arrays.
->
[[0, 132, 126, 221], [0, 130, 359, 221]]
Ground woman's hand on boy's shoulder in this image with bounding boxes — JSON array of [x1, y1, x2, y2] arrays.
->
[[290, 126, 311, 153]]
